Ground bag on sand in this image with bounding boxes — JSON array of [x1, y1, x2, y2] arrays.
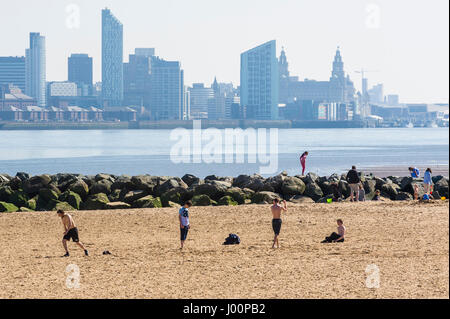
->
[[223, 234, 241, 245]]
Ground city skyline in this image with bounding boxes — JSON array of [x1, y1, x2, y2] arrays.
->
[[0, 0, 448, 103]]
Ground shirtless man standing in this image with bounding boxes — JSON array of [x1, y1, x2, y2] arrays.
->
[[57, 210, 89, 257], [271, 198, 287, 249]]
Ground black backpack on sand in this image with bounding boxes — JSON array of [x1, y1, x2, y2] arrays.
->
[[223, 234, 241, 245]]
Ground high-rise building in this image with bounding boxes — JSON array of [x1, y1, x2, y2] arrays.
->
[[102, 8, 123, 106], [0, 57, 26, 92], [26, 32, 46, 107], [149, 56, 184, 120], [240, 40, 279, 120], [68, 53, 93, 95], [123, 48, 154, 107], [188, 83, 214, 119], [368, 83, 384, 104]]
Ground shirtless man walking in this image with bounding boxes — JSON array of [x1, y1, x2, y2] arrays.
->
[[271, 198, 287, 249], [57, 210, 89, 257]]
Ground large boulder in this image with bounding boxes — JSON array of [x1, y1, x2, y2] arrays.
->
[[363, 179, 377, 200], [122, 190, 148, 204], [132, 195, 163, 208], [131, 175, 157, 193], [381, 183, 401, 200], [160, 187, 192, 207], [434, 178, 449, 198], [59, 191, 82, 210], [304, 172, 319, 185], [7, 176, 22, 190], [262, 174, 286, 193], [0, 174, 11, 185], [338, 180, 351, 198], [304, 183, 324, 202], [232, 174, 265, 192], [182, 174, 202, 187], [251, 191, 280, 204], [69, 179, 89, 199], [396, 192, 413, 201], [111, 175, 136, 192], [192, 194, 215, 206], [0, 201, 18, 213], [83, 193, 110, 210], [95, 173, 115, 183], [155, 178, 188, 196], [0, 186, 13, 202], [9, 190, 29, 208], [194, 181, 230, 200], [48, 201, 75, 212], [55, 173, 81, 192], [225, 187, 247, 205], [217, 196, 238, 206], [27, 198, 37, 210], [281, 176, 306, 196], [39, 188, 59, 202], [89, 179, 113, 195], [23, 175, 52, 196], [19, 207, 34, 212]]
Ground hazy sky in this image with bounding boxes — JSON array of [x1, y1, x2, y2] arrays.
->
[[0, 0, 448, 103]]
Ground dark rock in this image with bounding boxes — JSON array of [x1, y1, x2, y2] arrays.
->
[[304, 183, 324, 202], [194, 181, 230, 201], [0, 186, 13, 202], [381, 183, 401, 199], [281, 176, 306, 196], [251, 191, 281, 204], [304, 172, 319, 185], [69, 179, 90, 199], [122, 190, 148, 204], [59, 191, 82, 210], [95, 173, 115, 183], [434, 178, 449, 198], [7, 177, 22, 190], [131, 175, 157, 193], [9, 190, 29, 208], [89, 179, 113, 195], [338, 180, 351, 198], [232, 174, 265, 192], [182, 174, 201, 187], [39, 188, 59, 202], [0, 201, 19, 213], [132, 195, 163, 208], [23, 175, 52, 196], [160, 187, 192, 207], [83, 193, 110, 210], [225, 187, 247, 205], [217, 196, 238, 206], [192, 194, 215, 206], [111, 175, 135, 191], [395, 192, 413, 201], [288, 195, 315, 204], [155, 178, 188, 196], [262, 174, 285, 193]]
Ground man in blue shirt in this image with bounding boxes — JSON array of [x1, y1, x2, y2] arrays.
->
[[409, 167, 420, 178], [179, 200, 192, 250]]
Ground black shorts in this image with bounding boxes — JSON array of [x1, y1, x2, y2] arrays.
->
[[63, 228, 79, 242], [272, 219, 282, 235], [180, 225, 190, 241]]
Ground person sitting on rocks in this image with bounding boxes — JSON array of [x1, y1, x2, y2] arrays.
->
[[372, 190, 381, 201], [358, 182, 366, 202], [409, 167, 420, 178], [321, 219, 346, 243]]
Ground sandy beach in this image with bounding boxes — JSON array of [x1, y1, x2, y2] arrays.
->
[[0, 201, 448, 299]]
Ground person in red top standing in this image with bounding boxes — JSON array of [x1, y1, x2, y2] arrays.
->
[[300, 151, 309, 175]]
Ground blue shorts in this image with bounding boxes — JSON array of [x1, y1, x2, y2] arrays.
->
[[180, 225, 190, 241]]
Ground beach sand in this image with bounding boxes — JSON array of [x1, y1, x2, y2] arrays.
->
[[0, 201, 448, 299]]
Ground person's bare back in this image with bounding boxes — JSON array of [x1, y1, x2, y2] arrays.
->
[[271, 204, 283, 219], [271, 199, 287, 248]]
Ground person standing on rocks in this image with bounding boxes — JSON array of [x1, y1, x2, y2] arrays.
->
[[346, 166, 361, 202], [179, 200, 192, 250], [300, 152, 309, 175], [423, 168, 433, 195], [57, 210, 89, 257], [271, 198, 287, 249]]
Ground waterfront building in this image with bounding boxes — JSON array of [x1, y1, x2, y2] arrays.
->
[[0, 85, 36, 111], [189, 83, 214, 119], [102, 8, 123, 106], [123, 49, 154, 108], [0, 57, 26, 92], [68, 54, 93, 95], [149, 56, 184, 120], [240, 40, 279, 120], [25, 32, 46, 107], [368, 83, 384, 104], [48, 81, 78, 97]]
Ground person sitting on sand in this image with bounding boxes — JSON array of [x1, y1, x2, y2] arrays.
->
[[358, 182, 366, 202], [179, 200, 192, 250], [372, 190, 381, 201], [321, 219, 346, 243], [271, 198, 287, 249], [57, 210, 89, 257], [409, 167, 420, 178]]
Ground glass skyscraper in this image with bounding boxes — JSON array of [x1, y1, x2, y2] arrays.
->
[[102, 8, 123, 106], [0, 57, 26, 92], [25, 32, 46, 107], [240, 40, 279, 120], [68, 53, 93, 95]]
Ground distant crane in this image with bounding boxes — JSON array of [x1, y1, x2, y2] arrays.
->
[[354, 69, 380, 95]]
